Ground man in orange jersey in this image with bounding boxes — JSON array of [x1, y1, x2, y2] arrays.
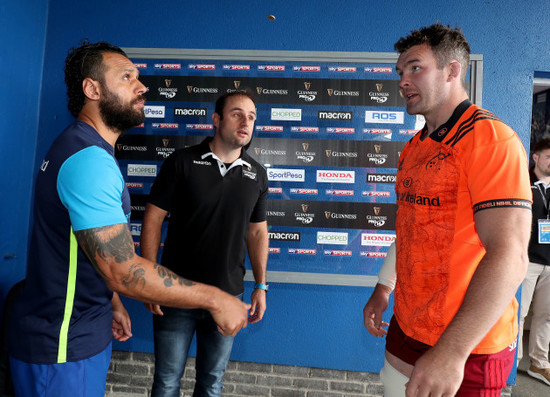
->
[[363, 23, 532, 396]]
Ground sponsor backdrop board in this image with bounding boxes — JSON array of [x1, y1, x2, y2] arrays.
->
[[119, 48, 482, 286]]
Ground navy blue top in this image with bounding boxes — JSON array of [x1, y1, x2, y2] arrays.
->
[[9, 121, 130, 364]]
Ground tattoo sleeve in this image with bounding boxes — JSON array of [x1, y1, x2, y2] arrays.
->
[[74, 223, 137, 281], [74, 223, 194, 292], [153, 263, 195, 288]]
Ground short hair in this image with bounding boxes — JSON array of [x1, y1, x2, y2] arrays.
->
[[64, 40, 127, 117], [394, 23, 471, 86], [533, 138, 550, 154], [214, 91, 256, 120]]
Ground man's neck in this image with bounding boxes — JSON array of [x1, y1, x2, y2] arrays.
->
[[535, 168, 550, 185], [208, 138, 242, 164], [424, 92, 469, 136], [77, 111, 121, 147]]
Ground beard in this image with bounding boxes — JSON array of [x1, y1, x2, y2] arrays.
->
[[99, 83, 145, 133]]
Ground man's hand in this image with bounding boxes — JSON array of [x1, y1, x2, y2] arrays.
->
[[144, 303, 164, 316], [363, 283, 393, 337], [405, 345, 466, 397], [210, 294, 251, 336], [112, 294, 132, 342], [248, 288, 267, 324]]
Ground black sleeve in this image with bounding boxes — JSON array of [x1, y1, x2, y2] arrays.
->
[[250, 167, 268, 223], [147, 151, 180, 212]]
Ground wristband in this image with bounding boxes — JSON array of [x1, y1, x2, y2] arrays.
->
[[254, 282, 269, 292]]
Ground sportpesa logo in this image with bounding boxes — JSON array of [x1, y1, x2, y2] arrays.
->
[[267, 168, 305, 182]]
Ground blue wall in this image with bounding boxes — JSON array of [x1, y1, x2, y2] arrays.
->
[[2, 0, 550, 374], [0, 0, 48, 314]]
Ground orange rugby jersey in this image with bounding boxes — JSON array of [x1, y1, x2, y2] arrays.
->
[[394, 100, 532, 354]]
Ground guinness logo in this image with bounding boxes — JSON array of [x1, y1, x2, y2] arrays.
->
[[162, 139, 169, 147], [304, 82, 311, 90], [374, 144, 382, 153], [301, 204, 309, 212], [324, 211, 331, 219], [256, 87, 263, 95], [373, 207, 381, 216], [234, 81, 241, 89], [302, 142, 309, 151], [325, 150, 332, 157], [376, 83, 383, 92], [116, 144, 122, 151], [165, 79, 172, 88], [398, 151, 402, 157], [327, 88, 334, 96], [254, 147, 261, 155], [187, 86, 193, 93]]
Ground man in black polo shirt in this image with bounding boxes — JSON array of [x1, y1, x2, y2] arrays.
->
[[141, 91, 269, 397]]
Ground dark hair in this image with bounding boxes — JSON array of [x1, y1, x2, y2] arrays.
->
[[533, 138, 550, 154], [214, 91, 256, 120], [64, 40, 127, 117], [394, 23, 470, 87]]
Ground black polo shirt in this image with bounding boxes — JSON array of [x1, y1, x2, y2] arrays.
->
[[148, 138, 268, 295], [529, 175, 550, 266]]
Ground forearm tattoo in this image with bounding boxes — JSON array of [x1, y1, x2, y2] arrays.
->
[[74, 224, 138, 281], [74, 224, 194, 291], [121, 264, 146, 289], [153, 263, 194, 288]]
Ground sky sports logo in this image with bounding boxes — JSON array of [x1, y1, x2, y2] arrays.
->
[[267, 168, 305, 182], [365, 111, 404, 124], [223, 64, 250, 70], [144, 106, 165, 118], [258, 65, 285, 71], [290, 188, 318, 195], [288, 248, 316, 255], [271, 108, 302, 121], [188, 64, 215, 70], [293, 66, 321, 72], [153, 63, 181, 69], [256, 125, 284, 132], [324, 250, 352, 256]]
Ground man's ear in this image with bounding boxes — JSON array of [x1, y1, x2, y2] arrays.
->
[[212, 112, 220, 129], [448, 60, 462, 82], [82, 78, 101, 101]]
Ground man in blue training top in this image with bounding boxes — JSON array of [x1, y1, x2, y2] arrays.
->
[[8, 41, 250, 397]]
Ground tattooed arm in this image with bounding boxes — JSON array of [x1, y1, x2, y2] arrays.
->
[[74, 223, 250, 336]]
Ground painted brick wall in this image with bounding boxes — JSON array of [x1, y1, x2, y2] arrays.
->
[[106, 350, 384, 397], [106, 350, 512, 397]]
